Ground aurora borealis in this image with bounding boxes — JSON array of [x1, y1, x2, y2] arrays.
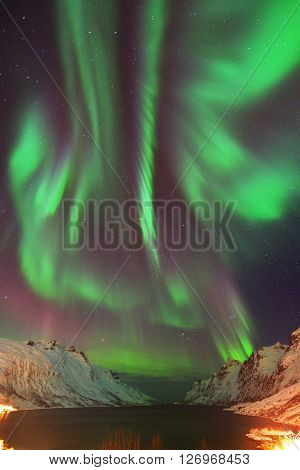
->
[[0, 0, 299, 399]]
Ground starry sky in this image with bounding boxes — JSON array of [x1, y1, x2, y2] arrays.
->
[[0, 0, 299, 401]]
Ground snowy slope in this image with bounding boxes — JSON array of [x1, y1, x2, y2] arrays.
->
[[185, 342, 288, 405], [236, 342, 287, 403], [0, 339, 152, 409], [272, 328, 300, 391], [185, 360, 242, 405], [184, 328, 300, 425], [229, 383, 300, 426]]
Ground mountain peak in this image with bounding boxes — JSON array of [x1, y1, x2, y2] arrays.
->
[[290, 327, 300, 351]]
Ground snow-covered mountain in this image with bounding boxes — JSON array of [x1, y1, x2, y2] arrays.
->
[[185, 328, 300, 425], [229, 383, 300, 426], [185, 359, 243, 405], [0, 339, 152, 409]]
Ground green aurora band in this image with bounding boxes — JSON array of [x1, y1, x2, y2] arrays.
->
[[136, 0, 168, 270], [173, 0, 300, 222], [7, 0, 300, 378]]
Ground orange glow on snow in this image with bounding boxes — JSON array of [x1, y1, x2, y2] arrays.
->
[[246, 427, 300, 450], [0, 404, 17, 417], [0, 440, 14, 450]]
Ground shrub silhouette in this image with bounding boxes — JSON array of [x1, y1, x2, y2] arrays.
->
[[100, 429, 164, 450]]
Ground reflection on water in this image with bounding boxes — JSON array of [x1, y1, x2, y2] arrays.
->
[[246, 428, 300, 450], [0, 406, 298, 450], [0, 405, 17, 450]]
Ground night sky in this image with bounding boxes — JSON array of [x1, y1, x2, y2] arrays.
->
[[0, 0, 299, 401]]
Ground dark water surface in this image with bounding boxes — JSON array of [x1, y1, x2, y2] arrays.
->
[[0, 405, 295, 450]]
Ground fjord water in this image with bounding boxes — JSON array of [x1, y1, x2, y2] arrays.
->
[[0, 406, 293, 450]]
